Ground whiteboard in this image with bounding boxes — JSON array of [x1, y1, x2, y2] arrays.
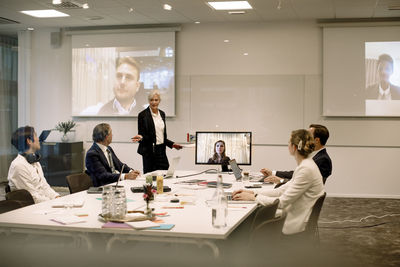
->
[[190, 75, 305, 144]]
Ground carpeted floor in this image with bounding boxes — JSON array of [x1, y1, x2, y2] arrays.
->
[[318, 197, 400, 267], [1, 183, 399, 266]]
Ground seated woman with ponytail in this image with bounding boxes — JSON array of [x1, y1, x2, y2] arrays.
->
[[232, 129, 324, 235]]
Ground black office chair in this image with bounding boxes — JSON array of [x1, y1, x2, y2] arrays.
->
[[66, 172, 93, 194], [304, 192, 327, 243], [5, 189, 35, 207], [248, 212, 287, 258], [5, 183, 11, 194], [250, 198, 280, 231], [0, 200, 24, 214]]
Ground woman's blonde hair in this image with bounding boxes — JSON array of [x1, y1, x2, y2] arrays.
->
[[290, 129, 315, 157], [148, 89, 161, 101]]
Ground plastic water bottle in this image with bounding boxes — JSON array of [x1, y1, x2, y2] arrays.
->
[[211, 174, 228, 228]]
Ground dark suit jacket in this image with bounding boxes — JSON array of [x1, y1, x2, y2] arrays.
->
[[365, 83, 400, 100], [85, 143, 132, 187], [137, 107, 174, 156], [276, 148, 332, 184]]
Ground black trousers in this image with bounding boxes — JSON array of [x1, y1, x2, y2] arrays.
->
[[142, 144, 169, 174]]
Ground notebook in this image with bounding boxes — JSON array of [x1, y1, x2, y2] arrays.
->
[[164, 156, 180, 178], [229, 159, 265, 182], [39, 130, 51, 142]]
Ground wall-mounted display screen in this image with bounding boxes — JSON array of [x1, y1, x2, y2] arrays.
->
[[71, 32, 176, 117]]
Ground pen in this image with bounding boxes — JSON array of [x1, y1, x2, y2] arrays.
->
[[161, 206, 184, 209], [127, 210, 144, 214]]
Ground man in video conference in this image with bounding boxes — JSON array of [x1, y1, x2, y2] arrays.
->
[[98, 57, 144, 115], [366, 53, 400, 100]]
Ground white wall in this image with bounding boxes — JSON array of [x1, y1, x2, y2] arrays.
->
[[25, 21, 400, 198]]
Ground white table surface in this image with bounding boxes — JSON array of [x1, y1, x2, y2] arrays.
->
[[0, 171, 274, 240]]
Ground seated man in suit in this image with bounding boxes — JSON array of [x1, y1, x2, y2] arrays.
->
[[262, 124, 332, 185], [365, 53, 400, 100], [7, 126, 60, 203], [86, 123, 140, 186]]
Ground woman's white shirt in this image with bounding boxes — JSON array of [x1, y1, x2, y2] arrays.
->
[[151, 109, 165, 145]]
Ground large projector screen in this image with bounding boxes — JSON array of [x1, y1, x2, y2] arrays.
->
[[71, 32, 176, 117], [323, 26, 400, 117]]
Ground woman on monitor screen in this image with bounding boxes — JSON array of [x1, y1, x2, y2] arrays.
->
[[132, 89, 182, 174], [232, 129, 324, 235], [208, 140, 230, 169]]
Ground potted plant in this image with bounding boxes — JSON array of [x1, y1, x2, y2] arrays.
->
[[54, 120, 76, 142]]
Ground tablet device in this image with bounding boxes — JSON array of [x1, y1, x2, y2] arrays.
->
[[87, 187, 103, 194]]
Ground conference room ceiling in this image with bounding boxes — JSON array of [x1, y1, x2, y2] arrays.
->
[[0, 0, 400, 33]]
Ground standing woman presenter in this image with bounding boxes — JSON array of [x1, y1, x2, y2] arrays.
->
[[132, 90, 182, 173]]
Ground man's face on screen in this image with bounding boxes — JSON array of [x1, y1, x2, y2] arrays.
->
[[113, 63, 140, 104], [215, 142, 225, 155], [378, 61, 393, 83]]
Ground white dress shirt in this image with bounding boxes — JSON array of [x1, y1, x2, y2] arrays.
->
[[378, 84, 392, 100], [96, 143, 126, 180], [113, 98, 136, 115], [151, 109, 165, 145], [256, 157, 324, 235], [7, 154, 59, 203]]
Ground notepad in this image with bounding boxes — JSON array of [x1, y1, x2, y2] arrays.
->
[[51, 199, 85, 208], [102, 222, 132, 229], [148, 224, 175, 230], [51, 215, 87, 225], [126, 220, 160, 229]]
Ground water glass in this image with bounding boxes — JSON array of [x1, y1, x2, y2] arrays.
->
[[111, 186, 127, 220], [101, 185, 113, 219]]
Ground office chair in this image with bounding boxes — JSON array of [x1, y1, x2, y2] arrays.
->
[[250, 198, 280, 231], [5, 183, 11, 194], [0, 200, 24, 214], [5, 189, 35, 207], [66, 172, 93, 194], [304, 192, 327, 243], [248, 212, 287, 257]]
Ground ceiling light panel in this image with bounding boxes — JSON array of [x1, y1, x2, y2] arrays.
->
[[20, 10, 70, 18], [207, 1, 252, 10]]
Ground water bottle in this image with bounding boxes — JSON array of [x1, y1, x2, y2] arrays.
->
[[211, 174, 228, 228]]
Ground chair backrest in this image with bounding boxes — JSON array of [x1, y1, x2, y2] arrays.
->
[[66, 172, 93, 194], [249, 211, 287, 250], [251, 198, 280, 231], [305, 192, 327, 236], [5, 183, 11, 193], [5, 189, 35, 207], [0, 200, 24, 214]]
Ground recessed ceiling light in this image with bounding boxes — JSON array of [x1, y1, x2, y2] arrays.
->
[[207, 1, 252, 10], [129, 8, 134, 13], [224, 39, 230, 43], [27, 27, 34, 31], [243, 52, 248, 56], [52, 0, 62, 4], [228, 11, 246, 14], [163, 4, 172, 10], [82, 3, 89, 9], [194, 21, 200, 24], [20, 10, 69, 18]]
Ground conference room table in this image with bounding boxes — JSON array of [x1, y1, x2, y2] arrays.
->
[[0, 171, 273, 266]]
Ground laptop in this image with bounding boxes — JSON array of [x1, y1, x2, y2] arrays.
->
[[163, 156, 180, 178], [39, 130, 51, 142], [229, 159, 265, 182]]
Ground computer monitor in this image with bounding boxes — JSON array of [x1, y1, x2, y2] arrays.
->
[[195, 131, 252, 166]]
